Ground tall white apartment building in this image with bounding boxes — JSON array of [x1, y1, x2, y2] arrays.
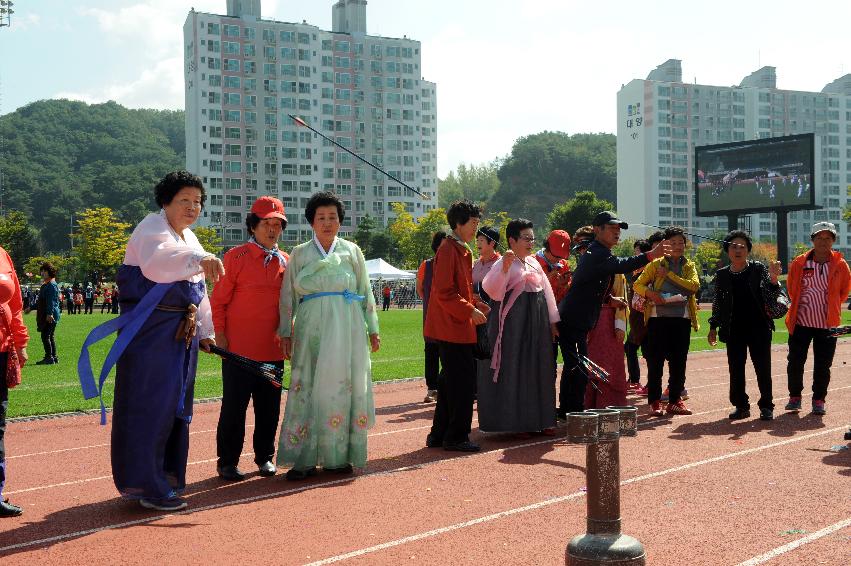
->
[[184, 0, 438, 247], [617, 59, 851, 255]]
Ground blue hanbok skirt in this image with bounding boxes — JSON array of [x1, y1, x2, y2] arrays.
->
[[111, 265, 204, 501]]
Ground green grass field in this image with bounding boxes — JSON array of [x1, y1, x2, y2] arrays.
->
[[698, 179, 810, 213], [8, 307, 851, 418]]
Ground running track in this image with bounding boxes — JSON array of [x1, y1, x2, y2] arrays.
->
[[0, 344, 849, 565]]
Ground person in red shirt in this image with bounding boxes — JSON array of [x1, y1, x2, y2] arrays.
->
[[0, 246, 29, 517], [212, 196, 289, 481], [424, 200, 490, 452], [381, 283, 392, 311], [535, 230, 572, 304]]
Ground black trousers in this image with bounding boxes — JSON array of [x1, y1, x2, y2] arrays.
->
[[0, 353, 7, 497], [645, 317, 691, 404], [424, 341, 440, 391], [40, 322, 57, 361], [216, 358, 284, 467], [557, 325, 589, 414], [727, 326, 773, 410], [429, 341, 475, 445], [101, 301, 111, 313], [84, 298, 94, 314], [787, 325, 837, 402], [625, 342, 642, 383], [382, 296, 390, 311]]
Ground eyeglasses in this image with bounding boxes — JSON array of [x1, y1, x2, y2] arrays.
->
[[518, 236, 536, 243]]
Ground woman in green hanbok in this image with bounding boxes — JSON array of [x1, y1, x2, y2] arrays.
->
[[277, 192, 380, 480]]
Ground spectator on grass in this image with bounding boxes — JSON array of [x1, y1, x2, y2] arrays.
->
[[634, 225, 700, 416], [478, 218, 559, 436], [276, 191, 380, 480], [213, 196, 289, 482], [416, 231, 447, 404], [0, 245, 30, 517], [36, 263, 60, 365], [708, 230, 782, 421], [100, 285, 112, 313], [382, 283, 391, 311], [84, 284, 95, 314], [783, 222, 851, 415], [425, 199, 490, 452]]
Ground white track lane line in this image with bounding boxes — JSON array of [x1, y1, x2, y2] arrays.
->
[[10, 378, 851, 494], [1, 424, 846, 556], [301, 426, 850, 566], [10, 364, 840, 460], [735, 517, 851, 566]]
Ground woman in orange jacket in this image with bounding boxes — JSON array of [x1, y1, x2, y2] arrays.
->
[[784, 222, 851, 415]]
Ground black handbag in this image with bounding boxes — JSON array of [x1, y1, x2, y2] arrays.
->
[[473, 323, 491, 360], [761, 281, 790, 320]]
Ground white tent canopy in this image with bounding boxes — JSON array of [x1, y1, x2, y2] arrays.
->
[[365, 258, 415, 280]]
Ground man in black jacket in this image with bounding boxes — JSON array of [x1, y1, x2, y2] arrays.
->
[[557, 212, 669, 417]]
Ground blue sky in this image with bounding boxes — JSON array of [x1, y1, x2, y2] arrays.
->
[[1, 0, 848, 177]]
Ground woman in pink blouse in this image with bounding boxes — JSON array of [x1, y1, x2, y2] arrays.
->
[[479, 219, 560, 436]]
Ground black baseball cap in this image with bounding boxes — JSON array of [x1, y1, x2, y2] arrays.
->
[[592, 211, 628, 229]]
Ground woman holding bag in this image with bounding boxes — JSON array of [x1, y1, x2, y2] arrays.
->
[[0, 245, 29, 517]]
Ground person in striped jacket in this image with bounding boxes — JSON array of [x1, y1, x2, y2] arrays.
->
[[784, 221, 851, 415]]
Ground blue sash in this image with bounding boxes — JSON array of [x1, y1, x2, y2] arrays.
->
[[78, 283, 173, 425], [301, 289, 365, 304]]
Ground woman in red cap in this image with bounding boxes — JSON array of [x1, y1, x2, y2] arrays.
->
[[212, 195, 289, 481]]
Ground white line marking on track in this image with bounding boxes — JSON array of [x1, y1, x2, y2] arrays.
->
[[735, 517, 851, 566], [1, 425, 845, 556], [302, 426, 850, 565]]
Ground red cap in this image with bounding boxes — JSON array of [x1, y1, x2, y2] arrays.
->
[[546, 230, 571, 259], [251, 196, 287, 221]]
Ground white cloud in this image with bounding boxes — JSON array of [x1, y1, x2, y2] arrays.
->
[[6, 12, 41, 32], [55, 56, 183, 110]]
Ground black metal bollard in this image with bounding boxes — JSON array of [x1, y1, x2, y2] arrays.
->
[[565, 406, 645, 565]]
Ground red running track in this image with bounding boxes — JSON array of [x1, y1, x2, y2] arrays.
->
[[0, 344, 849, 565]]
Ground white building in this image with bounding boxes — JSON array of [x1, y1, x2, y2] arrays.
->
[[617, 59, 851, 255], [184, 0, 438, 247]]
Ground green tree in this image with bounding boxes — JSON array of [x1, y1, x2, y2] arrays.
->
[[72, 207, 131, 281], [0, 100, 185, 252], [546, 191, 615, 236], [387, 203, 448, 268], [23, 254, 80, 284], [489, 132, 616, 227], [693, 241, 723, 276], [194, 225, 223, 256], [437, 160, 501, 208], [353, 214, 379, 257], [0, 211, 41, 276]]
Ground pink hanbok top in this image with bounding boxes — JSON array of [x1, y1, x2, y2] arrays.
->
[[482, 256, 559, 377]]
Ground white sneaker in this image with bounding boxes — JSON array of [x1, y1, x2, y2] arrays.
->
[[423, 389, 438, 403]]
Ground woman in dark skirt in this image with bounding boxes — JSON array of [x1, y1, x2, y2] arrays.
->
[[478, 219, 560, 435]]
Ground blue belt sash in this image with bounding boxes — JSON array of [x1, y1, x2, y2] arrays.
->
[[78, 283, 173, 425], [301, 289, 365, 304]]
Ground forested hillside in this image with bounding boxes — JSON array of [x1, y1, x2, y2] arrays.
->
[[0, 100, 184, 251], [486, 132, 616, 228]]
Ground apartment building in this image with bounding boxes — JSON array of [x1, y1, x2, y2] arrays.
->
[[184, 0, 438, 247], [617, 59, 851, 255]]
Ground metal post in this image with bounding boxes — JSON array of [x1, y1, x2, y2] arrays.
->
[[566, 407, 645, 565]]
